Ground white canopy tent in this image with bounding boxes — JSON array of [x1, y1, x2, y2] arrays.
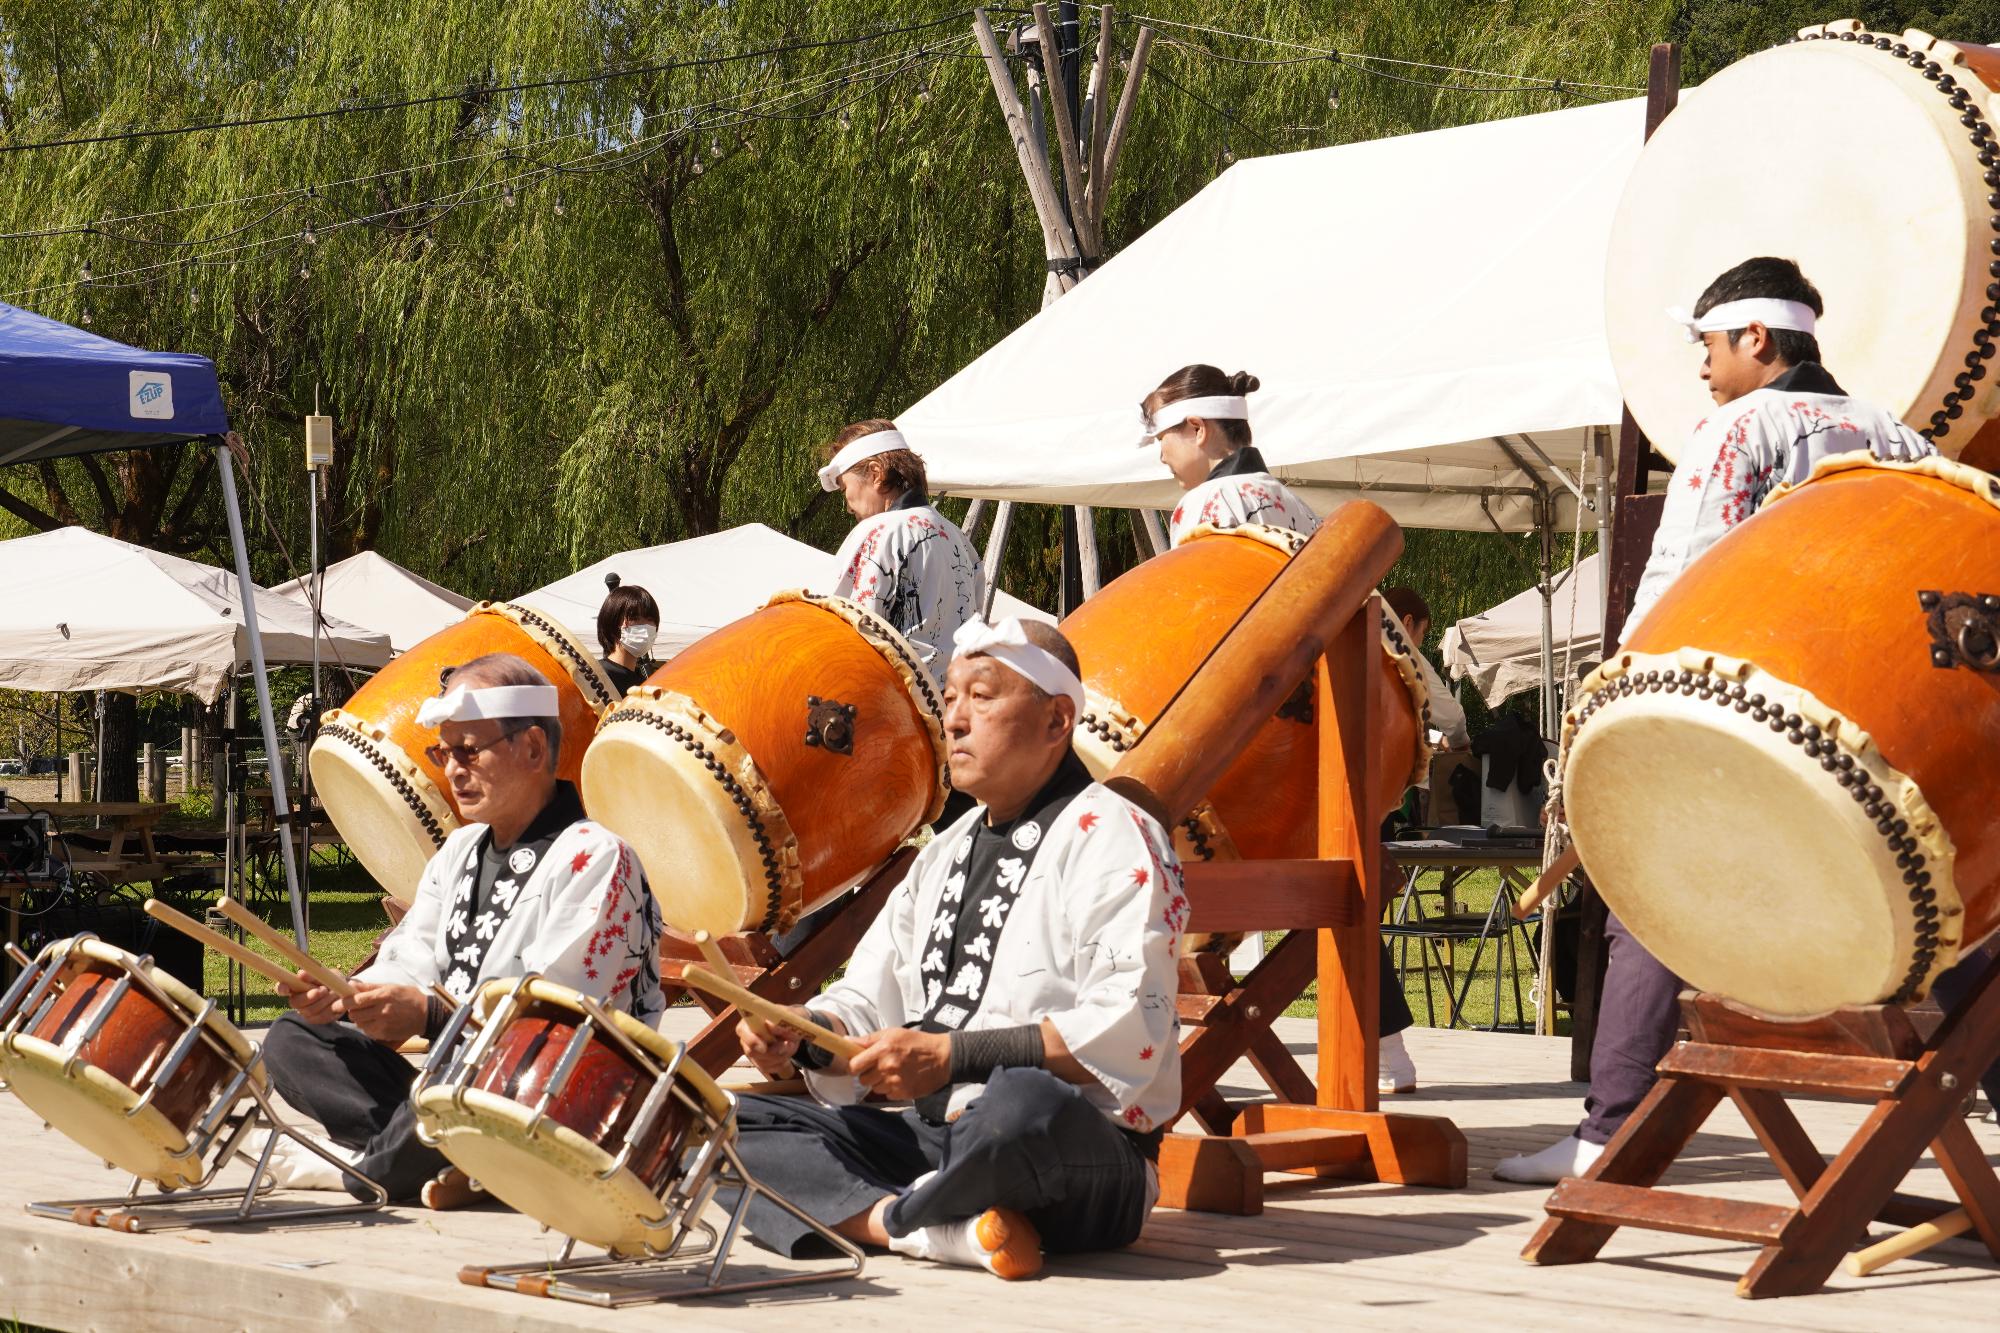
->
[[899, 96, 1648, 729], [0, 526, 392, 702], [270, 549, 473, 656], [1443, 553, 1603, 709], [516, 522, 1052, 661]]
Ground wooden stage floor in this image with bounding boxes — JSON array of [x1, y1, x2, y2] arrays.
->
[[3, 1013, 1998, 1332]]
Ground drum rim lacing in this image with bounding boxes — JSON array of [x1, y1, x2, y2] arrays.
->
[[1560, 647, 1963, 1004], [474, 600, 620, 711], [1784, 22, 2000, 447], [313, 711, 456, 852], [1073, 688, 1239, 863]]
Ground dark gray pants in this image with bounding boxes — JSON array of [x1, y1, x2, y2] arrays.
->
[[733, 1068, 1154, 1257], [1577, 911, 1682, 1145], [262, 1011, 447, 1203]]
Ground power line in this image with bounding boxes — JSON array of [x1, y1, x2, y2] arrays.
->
[[0, 9, 983, 157]]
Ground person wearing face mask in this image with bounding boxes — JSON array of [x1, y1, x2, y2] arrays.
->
[[817, 418, 984, 690], [596, 580, 661, 698], [1139, 366, 1317, 547]]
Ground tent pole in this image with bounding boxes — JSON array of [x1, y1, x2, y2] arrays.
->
[[981, 500, 1015, 616], [1594, 424, 1613, 634], [1538, 491, 1557, 739], [215, 435, 310, 950]]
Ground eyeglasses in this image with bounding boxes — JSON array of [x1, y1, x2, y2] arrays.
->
[[424, 724, 528, 769]]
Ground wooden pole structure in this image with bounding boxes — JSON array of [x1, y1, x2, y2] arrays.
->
[[970, 7, 1153, 611]]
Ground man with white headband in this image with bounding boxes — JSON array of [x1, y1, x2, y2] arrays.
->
[[817, 417, 984, 687], [728, 617, 1182, 1280], [1140, 364, 1318, 545], [1496, 255, 1934, 1186], [258, 651, 664, 1203]]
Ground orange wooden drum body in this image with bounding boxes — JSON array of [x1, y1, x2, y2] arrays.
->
[[580, 592, 947, 936], [311, 602, 616, 902], [1062, 526, 1430, 865], [1562, 457, 2000, 1014]]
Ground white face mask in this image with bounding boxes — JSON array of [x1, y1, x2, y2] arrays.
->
[[619, 623, 658, 656]]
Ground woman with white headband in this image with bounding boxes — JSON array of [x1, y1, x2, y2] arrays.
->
[[1139, 365, 1317, 547], [817, 417, 984, 687], [1496, 255, 1937, 1187]]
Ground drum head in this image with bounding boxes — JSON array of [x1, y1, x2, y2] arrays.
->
[[310, 727, 453, 904], [1607, 38, 1990, 462], [416, 1085, 676, 1255], [0, 1034, 208, 1186], [1565, 680, 1946, 1015]]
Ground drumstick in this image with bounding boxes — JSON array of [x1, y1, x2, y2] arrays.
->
[[215, 897, 357, 1000], [1513, 844, 1583, 921], [681, 964, 862, 1062], [143, 898, 302, 993], [693, 930, 776, 1039], [1846, 1208, 1974, 1276]]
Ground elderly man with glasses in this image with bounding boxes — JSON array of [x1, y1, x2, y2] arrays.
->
[[257, 651, 664, 1202]]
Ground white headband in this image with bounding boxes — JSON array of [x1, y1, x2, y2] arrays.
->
[[952, 617, 1085, 713], [415, 684, 560, 729], [1666, 299, 1817, 345], [817, 427, 910, 491], [1137, 394, 1249, 447]]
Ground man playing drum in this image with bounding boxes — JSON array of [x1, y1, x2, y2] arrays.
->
[[261, 651, 666, 1201], [1497, 256, 1936, 1183], [729, 617, 1181, 1279], [818, 418, 984, 689]]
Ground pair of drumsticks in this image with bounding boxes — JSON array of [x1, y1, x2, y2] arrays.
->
[[142, 897, 457, 1014], [686, 930, 860, 1062]]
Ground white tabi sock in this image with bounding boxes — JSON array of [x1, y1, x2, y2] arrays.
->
[[256, 1131, 360, 1192], [1492, 1133, 1603, 1184], [1378, 1029, 1417, 1094]]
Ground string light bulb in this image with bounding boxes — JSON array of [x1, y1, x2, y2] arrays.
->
[[553, 193, 566, 216], [302, 224, 317, 246], [691, 157, 704, 176], [709, 135, 722, 158], [838, 107, 852, 131], [79, 305, 92, 326], [502, 183, 516, 207]]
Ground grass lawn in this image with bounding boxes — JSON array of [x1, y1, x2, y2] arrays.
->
[[200, 851, 1562, 1036]]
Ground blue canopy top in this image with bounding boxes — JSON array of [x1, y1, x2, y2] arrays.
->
[[0, 301, 230, 465]]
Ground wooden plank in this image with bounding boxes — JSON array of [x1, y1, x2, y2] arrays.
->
[[1544, 1180, 1795, 1245], [1317, 610, 1379, 1111], [1181, 858, 1357, 932], [1097, 26, 1152, 221], [1155, 1133, 1262, 1214], [1031, 4, 1098, 258], [1236, 1102, 1467, 1187], [1239, 1127, 1371, 1173], [1657, 1043, 1913, 1099]]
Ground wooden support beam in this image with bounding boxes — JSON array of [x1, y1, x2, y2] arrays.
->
[[1098, 25, 1153, 228], [1083, 5, 1115, 222], [1033, 3, 1099, 259], [1181, 859, 1357, 933], [1318, 609, 1379, 1112], [972, 10, 1081, 279]]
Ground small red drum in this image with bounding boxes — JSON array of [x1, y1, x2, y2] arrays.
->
[[312, 601, 616, 902], [0, 936, 263, 1187], [580, 591, 948, 936], [1562, 456, 2000, 1015], [1063, 525, 1430, 929], [413, 977, 732, 1257], [1608, 23, 2000, 464]]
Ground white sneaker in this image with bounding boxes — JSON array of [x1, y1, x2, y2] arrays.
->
[[256, 1132, 359, 1192], [1493, 1134, 1603, 1184], [1378, 1030, 1417, 1095], [888, 1207, 1043, 1280]]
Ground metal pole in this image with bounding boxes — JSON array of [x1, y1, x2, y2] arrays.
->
[[981, 501, 1015, 617], [308, 468, 322, 711], [1594, 424, 1613, 634], [1538, 492, 1557, 739], [214, 436, 311, 950]]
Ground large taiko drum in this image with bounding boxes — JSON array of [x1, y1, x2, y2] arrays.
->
[[1561, 456, 2000, 1015], [311, 601, 616, 902], [1608, 21, 2000, 466], [0, 936, 263, 1186], [1063, 524, 1431, 880], [413, 976, 732, 1257], [580, 591, 947, 937]]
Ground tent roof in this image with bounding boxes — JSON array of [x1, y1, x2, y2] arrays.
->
[[0, 302, 229, 463], [1441, 552, 1603, 708], [516, 523, 1051, 660], [0, 527, 391, 701], [899, 97, 1646, 532], [270, 550, 474, 656]]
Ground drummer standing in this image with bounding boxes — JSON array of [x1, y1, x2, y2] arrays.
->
[[1496, 256, 1935, 1183], [260, 652, 665, 1201], [818, 418, 984, 689]]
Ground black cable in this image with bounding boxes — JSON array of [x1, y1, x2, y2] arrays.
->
[[0, 10, 979, 156], [1149, 61, 1282, 154]]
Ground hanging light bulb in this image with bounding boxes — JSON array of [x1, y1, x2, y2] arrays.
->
[[838, 107, 852, 131], [189, 288, 201, 307], [1222, 142, 1236, 165], [553, 193, 566, 216], [302, 224, 317, 246], [80, 305, 93, 326], [80, 260, 93, 283], [502, 183, 517, 208], [299, 263, 311, 279], [691, 158, 704, 176], [1328, 80, 1341, 112], [709, 135, 722, 159]]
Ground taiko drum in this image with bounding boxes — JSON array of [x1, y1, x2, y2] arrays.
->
[[1561, 456, 2000, 1015], [580, 591, 948, 937], [1062, 525, 1431, 870], [311, 601, 617, 903]]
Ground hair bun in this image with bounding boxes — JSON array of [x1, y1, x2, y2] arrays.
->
[[1229, 371, 1261, 395]]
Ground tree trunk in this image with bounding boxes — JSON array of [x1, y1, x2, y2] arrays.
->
[[99, 691, 140, 802]]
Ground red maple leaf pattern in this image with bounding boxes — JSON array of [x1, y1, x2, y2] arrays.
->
[[1123, 1105, 1147, 1128], [1139, 1045, 1155, 1061], [1130, 866, 1149, 888], [1078, 810, 1100, 833], [570, 849, 593, 874], [1170, 503, 1185, 527]]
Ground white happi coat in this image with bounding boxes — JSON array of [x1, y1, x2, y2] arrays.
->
[[805, 783, 1185, 1132], [1167, 447, 1319, 547], [825, 491, 984, 687], [360, 817, 666, 1024], [1626, 364, 1935, 637]]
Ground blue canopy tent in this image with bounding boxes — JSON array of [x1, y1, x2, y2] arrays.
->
[[0, 301, 311, 947]]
